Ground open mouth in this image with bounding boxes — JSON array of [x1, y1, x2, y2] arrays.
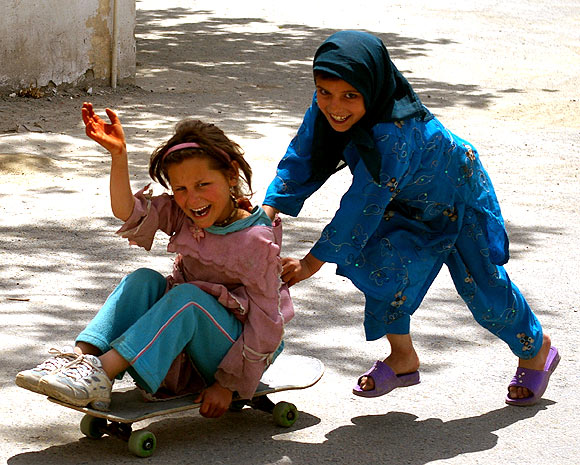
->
[[330, 113, 349, 122], [190, 205, 211, 218]]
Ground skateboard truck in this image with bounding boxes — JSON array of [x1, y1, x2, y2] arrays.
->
[[80, 394, 299, 457], [230, 394, 299, 427]]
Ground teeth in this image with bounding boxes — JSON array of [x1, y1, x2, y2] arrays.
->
[[331, 114, 348, 122], [191, 205, 210, 216]]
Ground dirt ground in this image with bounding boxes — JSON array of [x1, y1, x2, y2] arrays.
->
[[1, 1, 579, 464]]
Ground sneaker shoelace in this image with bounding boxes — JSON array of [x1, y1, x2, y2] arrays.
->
[[59, 354, 101, 381], [37, 347, 79, 371]]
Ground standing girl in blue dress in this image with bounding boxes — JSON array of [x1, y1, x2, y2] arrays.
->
[[263, 30, 558, 406]]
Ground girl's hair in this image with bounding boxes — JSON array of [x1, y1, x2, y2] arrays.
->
[[149, 119, 253, 199]]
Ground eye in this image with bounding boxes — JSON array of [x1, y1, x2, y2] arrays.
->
[[345, 92, 360, 99], [317, 87, 330, 96]]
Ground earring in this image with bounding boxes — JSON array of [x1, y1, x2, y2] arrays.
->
[[229, 187, 237, 205]]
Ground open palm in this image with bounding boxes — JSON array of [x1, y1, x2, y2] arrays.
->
[[82, 102, 126, 156]]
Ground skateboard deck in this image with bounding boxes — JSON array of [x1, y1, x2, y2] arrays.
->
[[49, 354, 323, 457]]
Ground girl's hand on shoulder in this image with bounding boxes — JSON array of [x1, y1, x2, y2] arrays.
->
[[262, 204, 279, 221], [194, 382, 233, 418], [82, 102, 127, 157], [281, 253, 324, 287]]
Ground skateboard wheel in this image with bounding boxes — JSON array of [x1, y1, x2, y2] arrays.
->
[[272, 401, 298, 427], [80, 414, 106, 439], [128, 430, 157, 458]]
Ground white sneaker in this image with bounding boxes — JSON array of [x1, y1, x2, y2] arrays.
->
[[39, 354, 112, 411], [15, 346, 79, 395]]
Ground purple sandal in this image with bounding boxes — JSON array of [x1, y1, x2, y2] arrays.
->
[[505, 346, 560, 406], [353, 360, 420, 398]]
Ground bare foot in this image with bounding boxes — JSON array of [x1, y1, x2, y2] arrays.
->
[[507, 333, 551, 400], [359, 334, 420, 391]]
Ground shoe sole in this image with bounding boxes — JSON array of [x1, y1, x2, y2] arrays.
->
[[38, 378, 111, 411]]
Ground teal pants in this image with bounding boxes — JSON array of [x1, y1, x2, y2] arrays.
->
[[77, 268, 243, 393]]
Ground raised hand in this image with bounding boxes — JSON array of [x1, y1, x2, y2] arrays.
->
[[82, 102, 126, 157]]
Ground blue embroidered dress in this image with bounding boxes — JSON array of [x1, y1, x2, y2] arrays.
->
[[264, 98, 541, 357], [265, 30, 541, 358]]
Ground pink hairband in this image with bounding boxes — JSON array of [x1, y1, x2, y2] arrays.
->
[[162, 142, 231, 162]]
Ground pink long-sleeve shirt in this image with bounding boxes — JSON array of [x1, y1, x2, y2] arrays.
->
[[116, 186, 294, 399]]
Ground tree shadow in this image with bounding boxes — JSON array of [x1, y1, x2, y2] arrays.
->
[[0, 201, 564, 389], [7, 401, 553, 464], [1, 7, 506, 157]]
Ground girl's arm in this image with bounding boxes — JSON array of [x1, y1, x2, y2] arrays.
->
[[82, 102, 134, 221]]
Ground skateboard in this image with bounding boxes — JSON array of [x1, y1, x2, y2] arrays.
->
[[49, 354, 324, 457]]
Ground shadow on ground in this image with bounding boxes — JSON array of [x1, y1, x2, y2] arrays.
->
[[0, 211, 560, 388], [7, 401, 552, 464]]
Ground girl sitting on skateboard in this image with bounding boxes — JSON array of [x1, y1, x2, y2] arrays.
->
[[16, 103, 294, 418], [262, 30, 558, 406]]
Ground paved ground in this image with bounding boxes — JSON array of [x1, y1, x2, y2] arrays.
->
[[1, 1, 579, 463]]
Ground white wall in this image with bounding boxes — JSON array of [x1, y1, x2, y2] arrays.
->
[[0, 0, 135, 92]]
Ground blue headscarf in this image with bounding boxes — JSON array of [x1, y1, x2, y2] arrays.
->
[[310, 30, 428, 183]]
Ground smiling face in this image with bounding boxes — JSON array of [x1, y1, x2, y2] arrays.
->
[[315, 76, 366, 132], [167, 157, 237, 229]]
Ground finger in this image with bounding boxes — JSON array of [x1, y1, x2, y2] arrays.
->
[[280, 269, 293, 283], [82, 102, 96, 121], [281, 261, 296, 273], [203, 403, 220, 418], [105, 108, 120, 125], [81, 107, 90, 125], [199, 400, 210, 417]]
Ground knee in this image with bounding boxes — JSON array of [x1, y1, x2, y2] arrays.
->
[[166, 283, 205, 300], [124, 268, 166, 289], [164, 284, 217, 313]]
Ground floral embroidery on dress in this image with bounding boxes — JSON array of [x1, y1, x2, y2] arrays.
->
[[347, 253, 366, 268], [319, 226, 355, 255], [391, 290, 407, 308], [351, 224, 368, 249], [143, 186, 154, 200], [383, 210, 395, 221], [362, 203, 384, 215], [189, 225, 205, 242], [385, 308, 406, 324], [370, 268, 389, 286], [386, 177, 400, 193], [464, 145, 476, 162], [443, 207, 458, 222], [517, 332, 535, 352]]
